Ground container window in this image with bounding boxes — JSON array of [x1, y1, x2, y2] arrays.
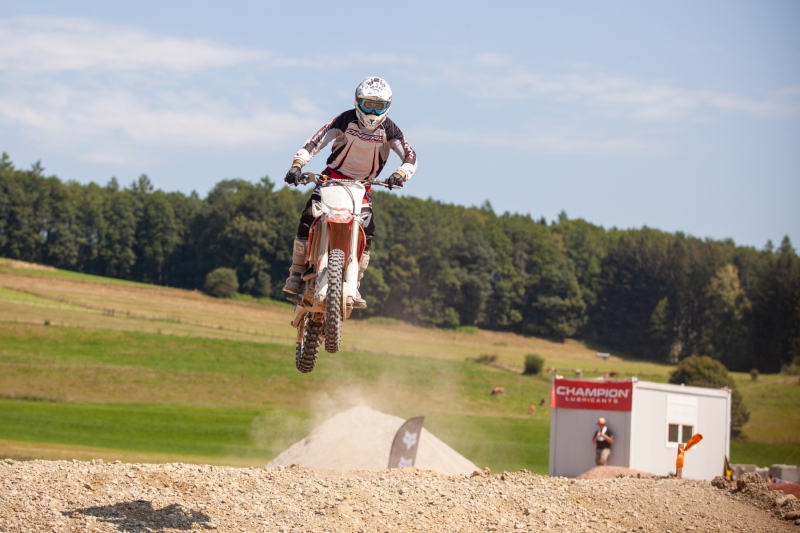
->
[[668, 423, 695, 444], [667, 395, 698, 447], [668, 424, 680, 443]]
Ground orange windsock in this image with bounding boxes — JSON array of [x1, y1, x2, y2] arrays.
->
[[675, 434, 703, 470], [684, 433, 703, 452]]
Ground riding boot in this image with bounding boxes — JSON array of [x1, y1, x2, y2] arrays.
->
[[352, 251, 369, 309], [282, 237, 308, 294]]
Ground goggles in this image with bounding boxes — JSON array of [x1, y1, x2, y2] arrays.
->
[[357, 98, 390, 116]]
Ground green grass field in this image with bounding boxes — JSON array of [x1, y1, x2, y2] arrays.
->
[[0, 323, 554, 472], [0, 398, 551, 473], [731, 441, 799, 468], [0, 400, 271, 457], [0, 259, 798, 473]]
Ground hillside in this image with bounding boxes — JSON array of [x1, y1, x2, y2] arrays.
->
[[3, 159, 798, 375], [0, 258, 669, 372], [0, 258, 798, 472]]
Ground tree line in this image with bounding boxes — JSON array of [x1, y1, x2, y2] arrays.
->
[[1, 154, 798, 373]]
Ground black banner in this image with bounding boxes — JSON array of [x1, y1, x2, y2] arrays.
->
[[388, 416, 425, 468]]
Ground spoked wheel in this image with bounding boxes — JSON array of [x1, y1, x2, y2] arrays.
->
[[324, 248, 345, 354], [296, 313, 324, 373]]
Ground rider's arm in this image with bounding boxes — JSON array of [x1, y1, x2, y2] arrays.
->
[[384, 119, 417, 181], [292, 112, 349, 167]]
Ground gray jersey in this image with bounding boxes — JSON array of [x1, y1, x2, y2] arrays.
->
[[294, 110, 417, 181]]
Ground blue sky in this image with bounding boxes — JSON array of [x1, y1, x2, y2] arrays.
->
[[0, 1, 797, 248]]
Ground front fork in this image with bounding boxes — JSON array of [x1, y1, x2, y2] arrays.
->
[[343, 218, 360, 303], [314, 221, 330, 306], [293, 213, 362, 332], [314, 218, 360, 313]]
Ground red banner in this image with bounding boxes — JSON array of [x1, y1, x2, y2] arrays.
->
[[550, 378, 633, 411]]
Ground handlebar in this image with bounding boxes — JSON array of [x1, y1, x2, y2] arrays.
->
[[295, 172, 392, 189]]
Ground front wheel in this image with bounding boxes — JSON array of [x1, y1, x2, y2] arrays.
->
[[296, 313, 324, 373], [324, 248, 345, 353]]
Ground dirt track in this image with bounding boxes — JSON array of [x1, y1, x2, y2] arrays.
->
[[1, 460, 799, 532]]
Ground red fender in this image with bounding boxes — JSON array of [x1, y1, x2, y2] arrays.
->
[[327, 221, 353, 264], [326, 221, 367, 265], [309, 212, 367, 265]]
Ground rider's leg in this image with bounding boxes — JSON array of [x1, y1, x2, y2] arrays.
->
[[282, 236, 307, 294], [282, 188, 320, 294], [352, 251, 369, 309], [352, 206, 375, 309]]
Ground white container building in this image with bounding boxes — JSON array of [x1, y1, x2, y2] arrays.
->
[[549, 378, 731, 480]]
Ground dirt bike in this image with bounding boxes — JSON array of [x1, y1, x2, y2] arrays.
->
[[287, 173, 390, 373]]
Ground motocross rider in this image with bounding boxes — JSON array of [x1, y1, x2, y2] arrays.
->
[[282, 77, 417, 309]]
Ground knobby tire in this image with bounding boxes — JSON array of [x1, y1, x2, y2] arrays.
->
[[324, 248, 344, 354], [296, 313, 324, 373]]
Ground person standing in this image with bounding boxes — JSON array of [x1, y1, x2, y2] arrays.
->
[[592, 417, 615, 466]]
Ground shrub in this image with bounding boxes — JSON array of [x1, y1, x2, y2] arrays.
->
[[749, 368, 759, 381], [241, 271, 271, 297], [669, 356, 750, 437], [440, 307, 460, 329], [204, 268, 239, 298], [670, 355, 731, 388], [524, 354, 545, 375], [782, 356, 800, 376]]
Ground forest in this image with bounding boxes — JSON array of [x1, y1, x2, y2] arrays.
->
[[1, 153, 798, 373]]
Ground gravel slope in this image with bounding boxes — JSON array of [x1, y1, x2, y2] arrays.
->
[[576, 466, 656, 480], [1, 459, 798, 532]]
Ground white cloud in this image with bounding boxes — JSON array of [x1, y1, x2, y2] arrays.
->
[[410, 126, 666, 156], [474, 53, 510, 67], [695, 85, 800, 117], [0, 15, 794, 165], [0, 16, 266, 73], [0, 85, 323, 162], [0, 16, 419, 75], [0, 16, 328, 163], [447, 66, 800, 121]]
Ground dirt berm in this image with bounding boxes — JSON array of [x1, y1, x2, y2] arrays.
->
[[267, 406, 478, 475], [2, 459, 799, 532]]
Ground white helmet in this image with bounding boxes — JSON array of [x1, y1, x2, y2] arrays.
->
[[355, 77, 392, 130]]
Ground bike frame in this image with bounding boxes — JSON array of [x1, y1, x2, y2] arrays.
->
[[290, 178, 370, 332]]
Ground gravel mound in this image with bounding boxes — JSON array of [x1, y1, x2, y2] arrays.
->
[[267, 406, 478, 476], [772, 482, 800, 499], [2, 458, 798, 532], [734, 472, 800, 516], [576, 466, 656, 479]]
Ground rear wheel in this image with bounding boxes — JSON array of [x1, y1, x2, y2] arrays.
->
[[324, 248, 345, 353], [296, 313, 324, 373]]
